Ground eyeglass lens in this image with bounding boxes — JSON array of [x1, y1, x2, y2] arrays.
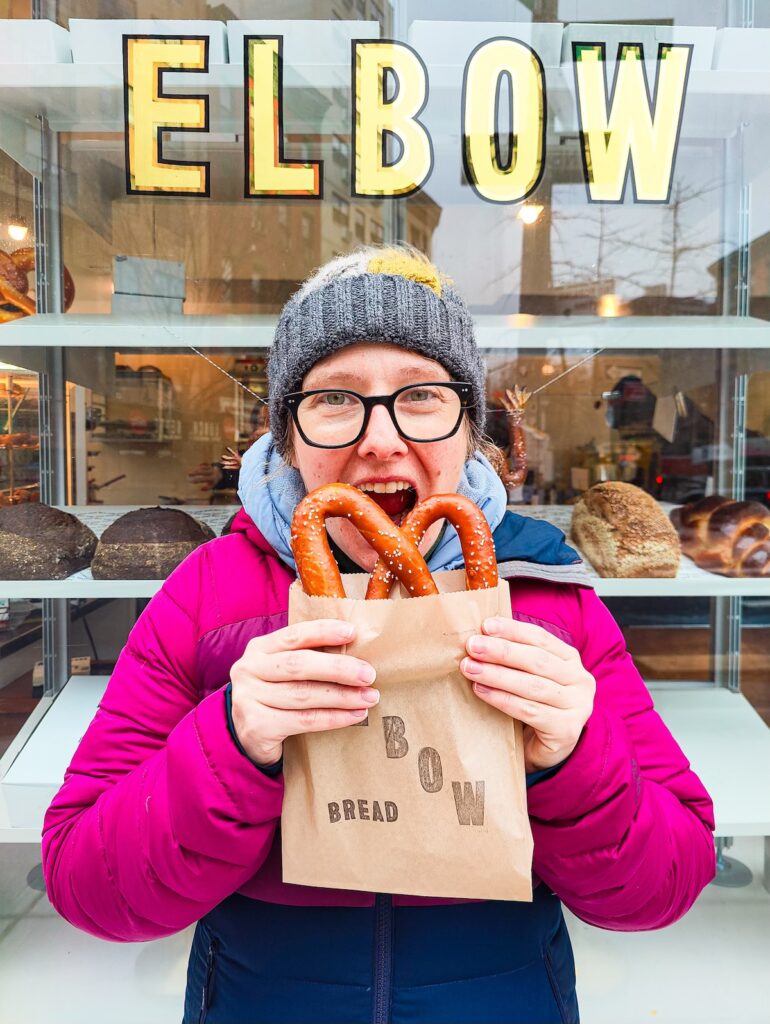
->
[[296, 384, 463, 446]]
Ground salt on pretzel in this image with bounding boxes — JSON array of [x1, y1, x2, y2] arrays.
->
[[366, 493, 498, 599], [291, 483, 438, 599]]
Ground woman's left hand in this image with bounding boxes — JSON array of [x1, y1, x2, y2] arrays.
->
[[460, 617, 596, 774]]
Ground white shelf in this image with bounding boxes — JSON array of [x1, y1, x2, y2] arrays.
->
[[1, 677, 768, 841], [0, 675, 109, 840], [0, 314, 277, 349], [648, 686, 770, 837], [473, 315, 770, 351], [2, 313, 770, 350], [513, 505, 770, 597], [0, 505, 238, 599], [1, 503, 768, 599]]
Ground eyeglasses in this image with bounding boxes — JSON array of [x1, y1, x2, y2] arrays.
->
[[284, 381, 474, 449]]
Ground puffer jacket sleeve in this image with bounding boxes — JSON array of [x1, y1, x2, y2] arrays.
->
[[527, 586, 716, 930], [41, 544, 283, 942]]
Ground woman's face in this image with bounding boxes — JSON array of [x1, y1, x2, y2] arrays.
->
[[290, 342, 470, 571]]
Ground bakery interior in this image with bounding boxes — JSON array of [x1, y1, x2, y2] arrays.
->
[[2, 3, 770, 1023]]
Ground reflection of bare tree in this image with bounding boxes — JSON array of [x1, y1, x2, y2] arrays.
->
[[550, 178, 723, 303], [551, 204, 618, 289]]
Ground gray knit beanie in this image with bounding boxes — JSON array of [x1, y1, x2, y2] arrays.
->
[[268, 245, 486, 453]]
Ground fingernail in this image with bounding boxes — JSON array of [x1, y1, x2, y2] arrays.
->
[[474, 682, 491, 695], [339, 623, 355, 640], [483, 618, 502, 633], [351, 708, 368, 719], [358, 665, 376, 685], [361, 688, 380, 704], [468, 635, 487, 655], [462, 657, 482, 675]]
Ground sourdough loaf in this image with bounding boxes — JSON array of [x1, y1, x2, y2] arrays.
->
[[0, 502, 97, 579], [90, 507, 215, 580], [570, 482, 680, 578]]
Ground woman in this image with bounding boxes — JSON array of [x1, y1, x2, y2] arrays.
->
[[42, 246, 716, 1024]]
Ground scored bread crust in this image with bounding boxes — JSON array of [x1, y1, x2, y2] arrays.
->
[[570, 482, 680, 578]]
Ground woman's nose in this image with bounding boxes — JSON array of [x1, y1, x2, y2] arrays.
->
[[356, 403, 409, 459]]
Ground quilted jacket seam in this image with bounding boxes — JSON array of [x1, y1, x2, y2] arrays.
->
[[191, 697, 241, 811], [583, 707, 615, 811]]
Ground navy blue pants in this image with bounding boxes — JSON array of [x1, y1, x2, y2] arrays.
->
[[183, 885, 578, 1024]]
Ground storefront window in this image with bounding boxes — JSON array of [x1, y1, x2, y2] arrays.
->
[[1, 4, 769, 1021]]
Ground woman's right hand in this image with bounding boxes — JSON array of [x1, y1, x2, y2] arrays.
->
[[229, 619, 378, 767]]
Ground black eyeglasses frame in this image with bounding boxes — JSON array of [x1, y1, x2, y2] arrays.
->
[[284, 381, 474, 450]]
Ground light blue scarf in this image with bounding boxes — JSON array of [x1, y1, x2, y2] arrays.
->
[[238, 432, 508, 573]]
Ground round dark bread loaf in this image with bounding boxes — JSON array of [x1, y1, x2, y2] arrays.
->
[[0, 502, 97, 580], [220, 510, 239, 536], [90, 507, 215, 580], [670, 495, 770, 576]]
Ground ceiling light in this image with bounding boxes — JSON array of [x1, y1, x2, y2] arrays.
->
[[7, 217, 28, 242], [518, 203, 544, 225], [597, 293, 622, 317]]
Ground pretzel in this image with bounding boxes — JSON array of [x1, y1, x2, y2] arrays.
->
[[291, 483, 438, 599], [366, 493, 498, 599], [499, 385, 531, 489], [0, 246, 76, 321]]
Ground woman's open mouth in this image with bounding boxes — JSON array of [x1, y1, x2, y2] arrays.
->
[[356, 480, 418, 525]]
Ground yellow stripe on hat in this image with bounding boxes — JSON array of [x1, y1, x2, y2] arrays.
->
[[366, 250, 442, 296]]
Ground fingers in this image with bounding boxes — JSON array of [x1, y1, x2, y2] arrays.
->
[[252, 678, 380, 713], [260, 705, 370, 737], [253, 619, 356, 656], [465, 635, 573, 687], [481, 617, 576, 662], [465, 618, 581, 686], [232, 621, 375, 699], [250, 646, 375, 686], [461, 657, 570, 708], [470, 683, 583, 750], [233, 701, 370, 761]]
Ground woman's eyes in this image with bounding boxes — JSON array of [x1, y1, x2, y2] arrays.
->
[[312, 392, 355, 409], [403, 388, 441, 404]]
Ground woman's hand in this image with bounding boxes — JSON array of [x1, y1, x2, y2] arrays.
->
[[230, 619, 378, 767], [460, 617, 596, 774]]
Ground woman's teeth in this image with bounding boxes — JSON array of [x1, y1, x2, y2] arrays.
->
[[356, 481, 417, 520], [358, 481, 412, 493]]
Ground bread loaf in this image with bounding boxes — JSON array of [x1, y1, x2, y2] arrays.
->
[[570, 482, 680, 577], [670, 495, 770, 577], [0, 502, 97, 579], [91, 507, 215, 580]]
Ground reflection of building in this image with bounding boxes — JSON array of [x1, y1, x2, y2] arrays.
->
[[473, 277, 618, 316], [405, 192, 441, 256]]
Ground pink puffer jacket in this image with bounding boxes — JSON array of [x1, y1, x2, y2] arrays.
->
[[42, 511, 716, 942]]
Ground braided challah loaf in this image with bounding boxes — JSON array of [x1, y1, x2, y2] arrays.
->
[[670, 496, 770, 577]]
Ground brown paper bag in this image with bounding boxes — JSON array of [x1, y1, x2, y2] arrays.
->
[[282, 568, 534, 902]]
